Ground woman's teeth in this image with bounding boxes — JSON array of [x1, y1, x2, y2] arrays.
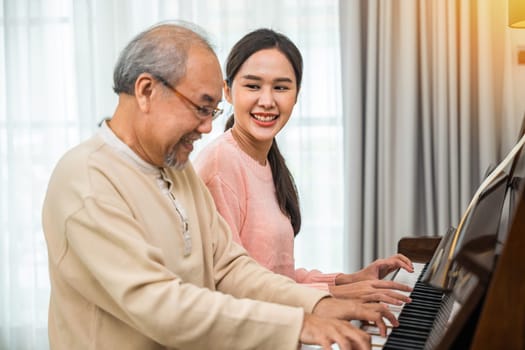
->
[[252, 114, 277, 122]]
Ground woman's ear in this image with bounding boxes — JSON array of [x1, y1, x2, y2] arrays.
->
[[134, 73, 155, 112], [223, 80, 233, 104]]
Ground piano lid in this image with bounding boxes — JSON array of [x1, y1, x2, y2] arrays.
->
[[422, 132, 525, 290]]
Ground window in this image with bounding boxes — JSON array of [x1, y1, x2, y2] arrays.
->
[[0, 1, 343, 348]]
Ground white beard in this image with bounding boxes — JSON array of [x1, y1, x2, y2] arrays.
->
[[164, 150, 187, 170]]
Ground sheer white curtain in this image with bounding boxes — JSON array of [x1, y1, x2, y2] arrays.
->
[[340, 0, 524, 271], [1, 2, 82, 349], [0, 0, 342, 348]]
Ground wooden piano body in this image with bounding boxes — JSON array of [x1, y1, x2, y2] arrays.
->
[[393, 170, 525, 349]]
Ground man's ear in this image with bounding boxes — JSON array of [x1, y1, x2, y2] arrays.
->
[[223, 80, 233, 104], [134, 73, 155, 112]]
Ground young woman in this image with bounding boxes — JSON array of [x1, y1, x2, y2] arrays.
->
[[194, 28, 413, 305]]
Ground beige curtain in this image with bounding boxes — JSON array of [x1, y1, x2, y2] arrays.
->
[[340, 0, 522, 270]]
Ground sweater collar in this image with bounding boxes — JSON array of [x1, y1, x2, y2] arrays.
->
[[98, 120, 160, 175]]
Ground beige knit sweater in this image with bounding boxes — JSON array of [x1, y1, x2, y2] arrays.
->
[[42, 123, 329, 350]]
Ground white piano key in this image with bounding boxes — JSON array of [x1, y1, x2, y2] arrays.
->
[[362, 324, 392, 336], [384, 318, 393, 328], [388, 304, 403, 314], [371, 335, 388, 347], [364, 325, 390, 348], [391, 262, 426, 286]]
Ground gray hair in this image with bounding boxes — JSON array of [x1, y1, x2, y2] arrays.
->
[[113, 21, 215, 95]]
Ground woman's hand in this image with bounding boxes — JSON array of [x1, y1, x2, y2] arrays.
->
[[336, 254, 414, 284], [328, 253, 414, 304]]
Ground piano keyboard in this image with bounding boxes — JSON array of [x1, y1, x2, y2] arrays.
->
[[380, 262, 446, 350], [305, 133, 525, 349], [364, 262, 425, 348], [301, 263, 429, 350]]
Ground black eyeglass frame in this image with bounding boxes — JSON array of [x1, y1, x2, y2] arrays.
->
[[155, 76, 223, 120]]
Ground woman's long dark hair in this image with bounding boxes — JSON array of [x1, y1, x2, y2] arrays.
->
[[224, 28, 303, 236]]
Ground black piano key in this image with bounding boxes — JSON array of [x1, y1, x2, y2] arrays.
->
[[382, 343, 423, 350], [385, 335, 426, 349], [400, 320, 434, 330], [386, 334, 425, 343], [410, 290, 443, 300], [400, 307, 439, 319], [409, 294, 443, 303], [400, 304, 439, 316], [383, 342, 423, 350], [399, 311, 436, 322], [395, 317, 434, 330], [387, 327, 429, 339], [403, 302, 441, 312]]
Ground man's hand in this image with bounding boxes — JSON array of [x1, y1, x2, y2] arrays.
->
[[300, 313, 370, 350], [311, 297, 399, 337]]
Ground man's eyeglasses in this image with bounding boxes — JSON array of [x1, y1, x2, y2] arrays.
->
[[155, 76, 223, 120]]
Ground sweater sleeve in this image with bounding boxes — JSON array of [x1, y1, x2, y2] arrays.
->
[[295, 268, 339, 288], [203, 174, 245, 245], [61, 195, 323, 350], [194, 140, 247, 246]]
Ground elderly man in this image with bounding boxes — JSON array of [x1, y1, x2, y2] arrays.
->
[[42, 22, 396, 350]]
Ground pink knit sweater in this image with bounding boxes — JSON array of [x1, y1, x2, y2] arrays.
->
[[194, 130, 337, 291]]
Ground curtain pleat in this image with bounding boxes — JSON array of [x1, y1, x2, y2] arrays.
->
[[340, 0, 522, 270]]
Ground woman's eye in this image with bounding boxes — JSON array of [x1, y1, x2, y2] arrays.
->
[[245, 84, 260, 90], [275, 85, 290, 91]]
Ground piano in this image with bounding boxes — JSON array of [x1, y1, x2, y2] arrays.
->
[[302, 128, 525, 350], [369, 130, 525, 350]]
